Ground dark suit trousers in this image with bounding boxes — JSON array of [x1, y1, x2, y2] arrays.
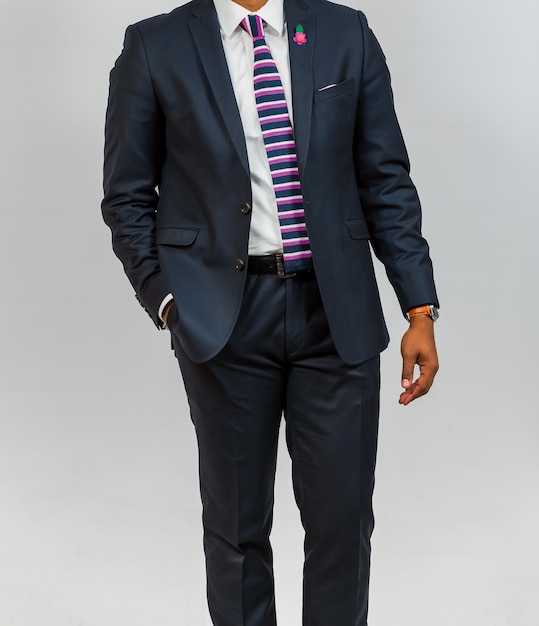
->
[[171, 271, 380, 626]]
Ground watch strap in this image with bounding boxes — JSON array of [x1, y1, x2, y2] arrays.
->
[[406, 304, 438, 322]]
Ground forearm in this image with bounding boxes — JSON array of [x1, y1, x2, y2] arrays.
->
[[354, 11, 438, 312]]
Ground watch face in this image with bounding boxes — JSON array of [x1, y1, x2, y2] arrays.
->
[[430, 306, 440, 321]]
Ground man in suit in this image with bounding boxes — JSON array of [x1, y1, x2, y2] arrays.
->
[[102, 0, 439, 622]]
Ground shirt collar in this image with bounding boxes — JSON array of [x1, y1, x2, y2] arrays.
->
[[213, 0, 285, 39]]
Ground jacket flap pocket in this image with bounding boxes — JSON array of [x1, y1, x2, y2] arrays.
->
[[346, 218, 370, 240], [156, 226, 199, 246]]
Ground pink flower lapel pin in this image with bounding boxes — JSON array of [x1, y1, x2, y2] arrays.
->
[[293, 24, 307, 45]]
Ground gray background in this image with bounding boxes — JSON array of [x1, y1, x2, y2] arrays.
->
[[1, 0, 538, 624]]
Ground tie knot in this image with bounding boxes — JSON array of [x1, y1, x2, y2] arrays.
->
[[240, 14, 265, 40]]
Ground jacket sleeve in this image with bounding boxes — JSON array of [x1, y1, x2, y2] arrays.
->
[[101, 24, 169, 327], [354, 11, 439, 314]]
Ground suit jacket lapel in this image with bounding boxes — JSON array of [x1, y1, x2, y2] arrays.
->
[[285, 0, 314, 176], [188, 0, 249, 175]]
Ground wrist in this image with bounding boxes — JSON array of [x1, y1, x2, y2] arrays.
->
[[408, 313, 434, 327], [158, 293, 174, 328], [406, 304, 439, 322], [162, 300, 174, 325]]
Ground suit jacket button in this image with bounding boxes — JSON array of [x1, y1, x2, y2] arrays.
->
[[235, 258, 246, 271], [240, 202, 251, 215]]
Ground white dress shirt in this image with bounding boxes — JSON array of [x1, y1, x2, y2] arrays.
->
[[160, 0, 291, 322]]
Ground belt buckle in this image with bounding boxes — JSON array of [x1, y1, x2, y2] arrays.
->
[[276, 253, 296, 279]]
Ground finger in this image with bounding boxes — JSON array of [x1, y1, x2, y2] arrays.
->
[[399, 381, 424, 405], [399, 366, 437, 405]]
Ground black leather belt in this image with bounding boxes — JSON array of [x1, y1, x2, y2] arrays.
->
[[247, 253, 312, 278]]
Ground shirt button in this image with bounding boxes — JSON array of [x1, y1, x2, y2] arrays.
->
[[235, 259, 246, 271], [240, 202, 251, 215]]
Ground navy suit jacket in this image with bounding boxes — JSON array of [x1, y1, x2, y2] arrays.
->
[[102, 0, 438, 364]]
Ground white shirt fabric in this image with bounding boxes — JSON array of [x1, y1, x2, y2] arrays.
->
[[160, 0, 291, 323]]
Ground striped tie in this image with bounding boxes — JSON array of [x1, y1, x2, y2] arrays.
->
[[241, 14, 312, 273]]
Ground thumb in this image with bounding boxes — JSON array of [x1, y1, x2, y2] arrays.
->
[[401, 354, 416, 389]]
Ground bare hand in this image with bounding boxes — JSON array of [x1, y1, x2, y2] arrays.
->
[[399, 315, 439, 405]]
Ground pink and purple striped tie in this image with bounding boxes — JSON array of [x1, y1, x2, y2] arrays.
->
[[241, 14, 312, 273]]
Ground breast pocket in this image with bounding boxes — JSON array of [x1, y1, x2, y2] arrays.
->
[[313, 78, 354, 104], [311, 78, 356, 148]]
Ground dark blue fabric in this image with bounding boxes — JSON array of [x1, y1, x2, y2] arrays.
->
[[171, 273, 380, 625], [102, 0, 438, 364]]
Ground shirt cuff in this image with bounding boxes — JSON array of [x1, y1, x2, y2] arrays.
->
[[158, 293, 174, 328]]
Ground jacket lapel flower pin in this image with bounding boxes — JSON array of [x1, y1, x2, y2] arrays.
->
[[293, 24, 307, 45]]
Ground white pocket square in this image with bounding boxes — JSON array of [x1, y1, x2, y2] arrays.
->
[[318, 83, 337, 92]]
